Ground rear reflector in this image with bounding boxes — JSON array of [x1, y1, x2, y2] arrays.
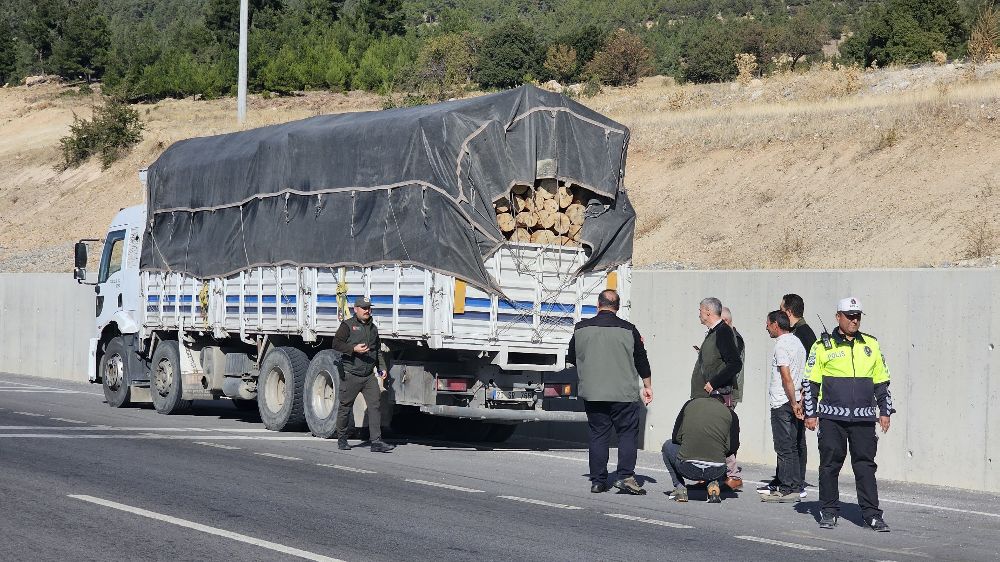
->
[[543, 383, 572, 397], [437, 378, 470, 392]]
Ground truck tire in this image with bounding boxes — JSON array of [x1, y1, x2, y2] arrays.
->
[[150, 340, 192, 414], [101, 337, 131, 408], [257, 346, 308, 431], [303, 350, 341, 439]]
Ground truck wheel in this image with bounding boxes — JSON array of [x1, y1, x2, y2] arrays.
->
[[257, 346, 308, 431], [150, 340, 192, 414], [303, 350, 341, 439], [101, 337, 131, 408]]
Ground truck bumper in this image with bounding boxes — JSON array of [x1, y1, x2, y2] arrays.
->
[[420, 405, 587, 422]]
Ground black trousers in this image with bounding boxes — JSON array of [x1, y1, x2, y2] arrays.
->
[[818, 418, 882, 521], [584, 400, 640, 484], [335, 373, 382, 442], [770, 403, 805, 494]]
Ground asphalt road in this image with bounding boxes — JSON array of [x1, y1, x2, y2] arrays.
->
[[1, 373, 997, 562]]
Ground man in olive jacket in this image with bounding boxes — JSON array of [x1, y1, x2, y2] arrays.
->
[[333, 297, 394, 453], [567, 289, 653, 495]]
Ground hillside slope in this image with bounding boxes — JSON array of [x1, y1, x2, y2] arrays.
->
[[1, 62, 998, 272]]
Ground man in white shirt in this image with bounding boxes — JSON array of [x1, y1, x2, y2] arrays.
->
[[761, 310, 807, 503]]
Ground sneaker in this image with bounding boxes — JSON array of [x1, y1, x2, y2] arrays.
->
[[724, 477, 743, 492], [337, 436, 351, 450], [868, 516, 890, 532], [668, 485, 688, 502], [799, 487, 808, 499], [707, 481, 721, 503], [591, 482, 609, 493], [612, 476, 647, 495], [819, 511, 838, 529], [369, 440, 395, 453], [760, 490, 800, 503], [756, 481, 779, 495]]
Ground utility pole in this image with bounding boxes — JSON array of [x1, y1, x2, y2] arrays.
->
[[237, 0, 248, 124]]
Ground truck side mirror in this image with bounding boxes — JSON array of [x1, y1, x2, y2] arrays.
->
[[74, 241, 88, 269]]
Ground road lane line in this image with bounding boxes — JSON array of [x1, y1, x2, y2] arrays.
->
[[12, 412, 45, 417], [404, 479, 485, 493], [49, 418, 88, 424], [0, 426, 271, 432], [505, 450, 671, 474], [194, 441, 242, 450], [785, 531, 933, 558], [316, 464, 377, 474], [605, 513, 694, 529], [0, 434, 321, 440], [255, 452, 302, 461], [0, 389, 75, 393], [497, 496, 582, 510], [68, 495, 344, 562], [735, 536, 825, 551]]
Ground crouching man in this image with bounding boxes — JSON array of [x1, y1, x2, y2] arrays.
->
[[661, 394, 740, 503]]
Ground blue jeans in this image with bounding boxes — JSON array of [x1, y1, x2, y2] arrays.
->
[[661, 440, 726, 488]]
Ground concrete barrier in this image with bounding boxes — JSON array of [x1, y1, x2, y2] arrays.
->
[[630, 269, 1000, 494], [0, 273, 94, 381], [1, 270, 997, 492]]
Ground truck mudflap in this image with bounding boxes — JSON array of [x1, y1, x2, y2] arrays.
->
[[87, 338, 99, 383], [420, 405, 586, 422]]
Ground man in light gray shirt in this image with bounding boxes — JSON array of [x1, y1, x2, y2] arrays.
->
[[761, 310, 807, 503]]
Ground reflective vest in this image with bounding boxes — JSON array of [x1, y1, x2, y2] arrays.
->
[[803, 329, 893, 422]]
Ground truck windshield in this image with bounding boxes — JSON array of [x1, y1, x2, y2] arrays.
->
[[98, 230, 127, 283]]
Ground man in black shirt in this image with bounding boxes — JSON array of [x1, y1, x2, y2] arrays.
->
[[781, 294, 817, 354]]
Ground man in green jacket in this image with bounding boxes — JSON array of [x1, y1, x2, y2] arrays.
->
[[567, 289, 653, 495], [661, 395, 740, 503], [333, 297, 394, 453]]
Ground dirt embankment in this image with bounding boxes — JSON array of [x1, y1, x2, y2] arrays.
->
[[1, 62, 999, 272]]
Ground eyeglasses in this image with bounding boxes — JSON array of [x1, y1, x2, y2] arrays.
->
[[841, 312, 862, 321]]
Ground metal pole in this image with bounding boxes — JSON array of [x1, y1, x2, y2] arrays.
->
[[237, 0, 248, 124]]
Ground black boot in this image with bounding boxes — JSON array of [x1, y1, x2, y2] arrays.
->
[[338, 436, 351, 450], [370, 440, 395, 453]]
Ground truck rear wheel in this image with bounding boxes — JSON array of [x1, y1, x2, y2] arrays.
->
[[303, 350, 341, 439], [150, 340, 192, 414], [101, 337, 131, 408], [257, 346, 308, 431]]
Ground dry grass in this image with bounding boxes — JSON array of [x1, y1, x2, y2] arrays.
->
[[962, 217, 998, 258], [969, 4, 1000, 64]]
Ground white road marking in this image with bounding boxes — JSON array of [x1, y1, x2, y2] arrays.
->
[[0, 389, 75, 393], [404, 479, 485, 493], [497, 496, 582, 510], [0, 380, 101, 396], [506, 450, 671, 473], [12, 412, 45, 417], [605, 513, 694, 529], [0, 426, 270, 432], [316, 464, 377, 474], [69, 494, 344, 562], [786, 531, 933, 558], [194, 441, 242, 450], [49, 418, 88, 424], [735, 536, 825, 551], [0, 434, 320, 441], [254, 452, 302, 461]]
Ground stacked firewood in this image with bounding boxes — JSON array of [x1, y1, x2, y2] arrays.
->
[[493, 179, 593, 247]]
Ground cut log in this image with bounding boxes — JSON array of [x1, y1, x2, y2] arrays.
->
[[552, 212, 571, 235], [515, 212, 538, 228], [567, 223, 582, 239], [512, 184, 530, 195], [537, 210, 556, 229], [536, 178, 558, 199], [557, 185, 573, 209], [566, 203, 585, 225], [497, 213, 516, 233], [530, 229, 557, 245], [558, 236, 579, 247], [535, 195, 558, 214], [514, 194, 534, 213], [511, 228, 531, 242], [494, 197, 511, 214]]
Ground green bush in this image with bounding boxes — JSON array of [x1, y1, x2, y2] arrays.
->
[[60, 97, 144, 169], [475, 20, 543, 89], [585, 29, 653, 87]]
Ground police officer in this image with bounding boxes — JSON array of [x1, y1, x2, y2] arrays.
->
[[333, 297, 394, 453], [803, 297, 894, 532]]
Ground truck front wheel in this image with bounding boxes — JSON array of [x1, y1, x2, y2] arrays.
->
[[257, 346, 308, 431], [303, 350, 341, 439], [101, 337, 131, 408], [150, 340, 192, 414]]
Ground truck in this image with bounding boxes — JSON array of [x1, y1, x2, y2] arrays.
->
[[74, 85, 637, 442]]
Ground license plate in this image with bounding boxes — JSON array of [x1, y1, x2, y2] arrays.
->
[[488, 389, 535, 401]]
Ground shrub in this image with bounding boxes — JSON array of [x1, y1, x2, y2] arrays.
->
[[968, 4, 999, 64], [60, 97, 144, 169], [734, 53, 757, 84], [962, 216, 997, 259], [475, 20, 543, 89], [585, 29, 653, 87], [544, 44, 578, 84], [415, 33, 476, 100]]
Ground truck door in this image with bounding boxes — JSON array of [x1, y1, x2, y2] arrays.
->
[[96, 229, 127, 330]]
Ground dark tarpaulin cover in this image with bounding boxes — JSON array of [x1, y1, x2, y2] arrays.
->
[[140, 85, 635, 294]]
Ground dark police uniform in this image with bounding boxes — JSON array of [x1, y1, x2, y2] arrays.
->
[[332, 301, 389, 444]]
